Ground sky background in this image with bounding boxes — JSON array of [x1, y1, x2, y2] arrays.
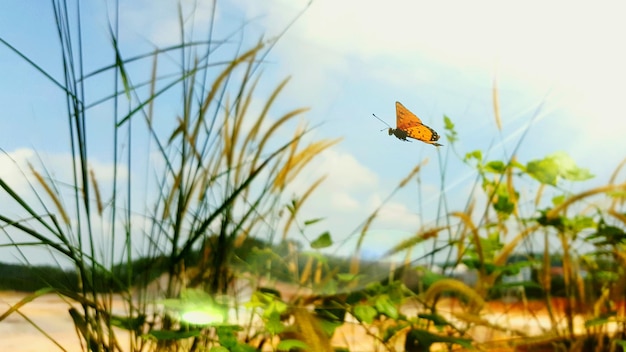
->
[[1, 0, 625, 267]]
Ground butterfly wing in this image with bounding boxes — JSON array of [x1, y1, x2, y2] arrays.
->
[[396, 101, 442, 146], [405, 125, 442, 145], [395, 101, 423, 130]]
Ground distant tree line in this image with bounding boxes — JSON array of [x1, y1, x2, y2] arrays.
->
[[0, 239, 616, 300], [0, 236, 391, 293]]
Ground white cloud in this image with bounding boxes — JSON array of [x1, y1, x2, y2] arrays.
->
[[0, 148, 140, 265], [281, 147, 438, 258], [228, 0, 626, 159], [330, 192, 360, 211], [256, 0, 626, 88], [287, 148, 378, 197], [0, 148, 129, 225], [362, 192, 423, 231], [318, 149, 378, 191], [282, 148, 378, 239], [0, 148, 36, 191]]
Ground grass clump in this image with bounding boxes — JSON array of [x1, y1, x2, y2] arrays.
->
[[0, 2, 339, 351]]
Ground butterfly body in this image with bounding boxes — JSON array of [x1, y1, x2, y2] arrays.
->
[[388, 127, 409, 141], [393, 101, 442, 146]]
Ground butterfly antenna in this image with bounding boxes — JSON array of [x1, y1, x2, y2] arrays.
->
[[371, 113, 392, 129]]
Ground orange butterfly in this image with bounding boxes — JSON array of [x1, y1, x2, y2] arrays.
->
[[373, 101, 443, 146]]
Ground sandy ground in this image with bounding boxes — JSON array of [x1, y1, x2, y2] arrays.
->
[[1, 290, 622, 352], [0, 291, 139, 352], [0, 291, 85, 352]]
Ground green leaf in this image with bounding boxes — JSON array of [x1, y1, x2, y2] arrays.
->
[[484, 161, 506, 173], [286, 199, 297, 215], [317, 317, 344, 337], [346, 290, 368, 305], [406, 329, 473, 350], [443, 115, 455, 131], [464, 150, 482, 163], [109, 314, 146, 331], [210, 347, 230, 352], [277, 339, 310, 351], [374, 295, 398, 319], [311, 231, 333, 249], [614, 340, 626, 348], [353, 304, 377, 324], [315, 298, 346, 324], [500, 260, 535, 275], [264, 314, 286, 335], [537, 210, 562, 229], [304, 217, 325, 226], [419, 268, 448, 287], [493, 191, 515, 215], [462, 258, 498, 274], [527, 158, 559, 186], [535, 213, 594, 235], [216, 325, 241, 349], [527, 152, 593, 186], [315, 296, 346, 336], [418, 313, 451, 327], [246, 290, 278, 309], [263, 299, 288, 318], [550, 151, 594, 181], [336, 273, 360, 282], [586, 220, 626, 245], [584, 312, 616, 327], [443, 115, 458, 143], [563, 215, 596, 232], [593, 270, 619, 282], [148, 329, 202, 340], [159, 288, 227, 325], [231, 343, 258, 352], [552, 194, 566, 205]]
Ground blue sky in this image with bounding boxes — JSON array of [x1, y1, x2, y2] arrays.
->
[[1, 0, 625, 265]]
